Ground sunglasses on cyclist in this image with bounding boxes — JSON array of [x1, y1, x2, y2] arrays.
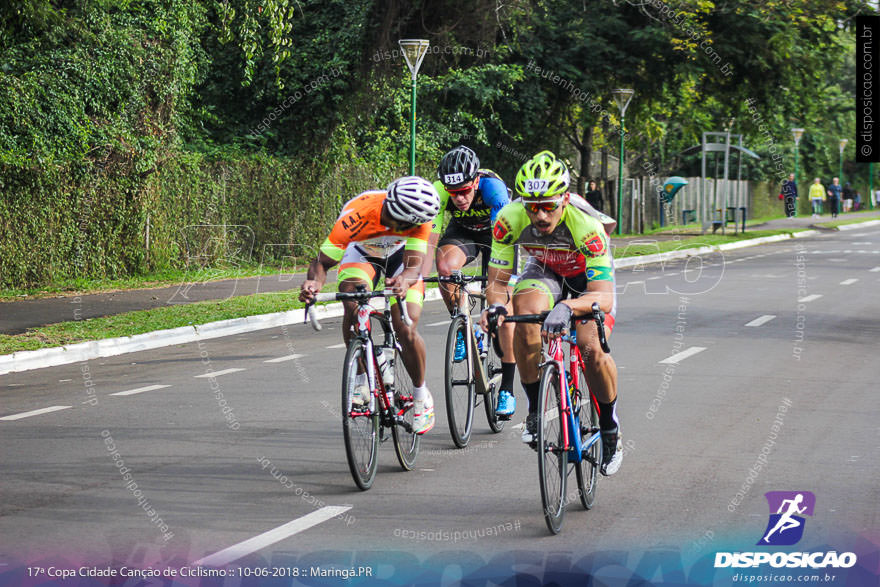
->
[[447, 183, 475, 195], [523, 198, 563, 214]]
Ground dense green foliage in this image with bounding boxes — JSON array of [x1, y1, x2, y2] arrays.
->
[[0, 0, 870, 288]]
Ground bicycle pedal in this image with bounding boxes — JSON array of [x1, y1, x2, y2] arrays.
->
[[496, 413, 512, 421]]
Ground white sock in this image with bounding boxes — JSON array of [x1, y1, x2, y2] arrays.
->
[[413, 383, 429, 402]]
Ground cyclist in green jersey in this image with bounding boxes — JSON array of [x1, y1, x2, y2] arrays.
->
[[480, 151, 622, 475]]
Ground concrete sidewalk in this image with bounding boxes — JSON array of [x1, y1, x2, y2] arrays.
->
[[2, 211, 877, 335]]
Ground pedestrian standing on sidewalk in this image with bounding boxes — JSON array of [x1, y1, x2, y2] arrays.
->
[[827, 177, 842, 218], [782, 173, 798, 218], [808, 177, 825, 217]]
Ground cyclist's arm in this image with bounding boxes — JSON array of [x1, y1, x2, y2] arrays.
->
[[479, 177, 510, 225], [421, 231, 439, 277], [486, 264, 512, 306], [300, 251, 337, 302]]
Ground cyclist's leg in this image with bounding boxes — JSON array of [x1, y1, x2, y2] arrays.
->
[[338, 245, 380, 344], [571, 276, 618, 406], [569, 273, 622, 474], [477, 240, 517, 412], [512, 258, 563, 405], [386, 248, 427, 387], [436, 226, 479, 313]]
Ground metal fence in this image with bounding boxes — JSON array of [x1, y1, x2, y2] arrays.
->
[[614, 176, 751, 233]]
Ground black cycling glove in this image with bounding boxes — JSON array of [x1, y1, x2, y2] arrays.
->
[[543, 303, 573, 335]]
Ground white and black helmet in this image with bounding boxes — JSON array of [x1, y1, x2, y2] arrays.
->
[[437, 145, 480, 188], [385, 176, 441, 225]]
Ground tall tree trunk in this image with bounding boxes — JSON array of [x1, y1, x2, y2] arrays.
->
[[577, 125, 592, 195]]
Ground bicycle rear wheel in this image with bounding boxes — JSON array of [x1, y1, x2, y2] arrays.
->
[[444, 315, 475, 448], [574, 373, 600, 510], [391, 345, 419, 470], [537, 362, 567, 534], [483, 330, 505, 433], [341, 338, 379, 490]]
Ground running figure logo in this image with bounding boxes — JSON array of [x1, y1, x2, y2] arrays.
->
[[759, 491, 816, 546]]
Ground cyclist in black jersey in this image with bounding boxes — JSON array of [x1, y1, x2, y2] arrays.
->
[[422, 146, 518, 418]]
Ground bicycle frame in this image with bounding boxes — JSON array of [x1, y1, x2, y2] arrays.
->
[[544, 334, 601, 464], [350, 301, 401, 419], [426, 273, 495, 394]]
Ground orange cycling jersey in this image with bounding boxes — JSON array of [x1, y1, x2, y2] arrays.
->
[[319, 191, 432, 262]]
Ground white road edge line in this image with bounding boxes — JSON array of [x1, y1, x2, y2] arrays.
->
[[426, 320, 451, 327], [264, 354, 305, 363], [0, 405, 72, 421], [110, 384, 171, 397], [798, 294, 823, 303], [192, 506, 352, 567], [326, 343, 346, 349], [194, 368, 246, 379], [659, 346, 707, 365], [745, 315, 776, 327], [839, 278, 858, 285]]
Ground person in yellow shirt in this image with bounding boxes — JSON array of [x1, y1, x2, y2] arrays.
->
[[808, 178, 825, 218]]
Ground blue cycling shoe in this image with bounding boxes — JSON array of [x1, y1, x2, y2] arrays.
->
[[453, 330, 466, 362], [496, 390, 516, 418]]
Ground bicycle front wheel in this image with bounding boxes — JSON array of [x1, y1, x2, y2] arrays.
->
[[574, 374, 600, 510], [391, 345, 419, 470], [537, 361, 567, 534], [444, 315, 475, 448], [341, 338, 379, 490]]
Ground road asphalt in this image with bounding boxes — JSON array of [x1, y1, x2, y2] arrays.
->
[[0, 222, 877, 584]]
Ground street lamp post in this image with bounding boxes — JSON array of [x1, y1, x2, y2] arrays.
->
[[838, 138, 848, 184], [398, 39, 430, 175], [791, 128, 804, 218], [791, 128, 804, 183], [612, 88, 634, 235]]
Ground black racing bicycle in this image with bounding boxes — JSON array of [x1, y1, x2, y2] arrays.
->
[[424, 272, 504, 448]]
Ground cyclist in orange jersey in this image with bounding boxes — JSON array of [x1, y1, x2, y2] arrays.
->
[[300, 176, 441, 434]]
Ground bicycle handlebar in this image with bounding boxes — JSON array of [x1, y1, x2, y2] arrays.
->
[[486, 302, 610, 357], [304, 289, 412, 331], [422, 272, 488, 285]]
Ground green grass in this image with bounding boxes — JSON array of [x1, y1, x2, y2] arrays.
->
[[0, 228, 809, 355], [0, 264, 294, 301], [0, 288, 314, 354]]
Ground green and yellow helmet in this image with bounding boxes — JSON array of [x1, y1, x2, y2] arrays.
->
[[514, 150, 571, 199]]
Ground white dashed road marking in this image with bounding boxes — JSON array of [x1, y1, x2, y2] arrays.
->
[[659, 346, 707, 364], [193, 506, 353, 567], [264, 354, 306, 363], [194, 368, 246, 378], [745, 315, 776, 327], [840, 279, 858, 286], [798, 294, 823, 303], [1, 406, 72, 421], [326, 343, 346, 349], [426, 320, 451, 327], [110, 384, 171, 397]]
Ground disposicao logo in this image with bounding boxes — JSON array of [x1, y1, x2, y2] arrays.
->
[[714, 491, 858, 570], [759, 490, 815, 546]]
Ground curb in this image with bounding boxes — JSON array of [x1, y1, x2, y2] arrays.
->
[[0, 289, 442, 376], [0, 221, 874, 375], [613, 230, 818, 269], [835, 219, 880, 231]]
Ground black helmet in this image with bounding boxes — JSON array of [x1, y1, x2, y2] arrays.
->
[[437, 146, 480, 188]]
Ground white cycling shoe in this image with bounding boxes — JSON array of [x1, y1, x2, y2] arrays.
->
[[413, 391, 435, 435]]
